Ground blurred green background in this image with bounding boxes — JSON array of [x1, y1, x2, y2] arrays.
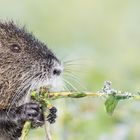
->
[[0, 0, 140, 139]]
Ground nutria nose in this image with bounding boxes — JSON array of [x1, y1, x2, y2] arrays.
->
[[53, 68, 62, 76]]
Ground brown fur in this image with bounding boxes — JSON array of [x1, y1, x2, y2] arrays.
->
[[0, 21, 60, 109], [0, 21, 62, 139]]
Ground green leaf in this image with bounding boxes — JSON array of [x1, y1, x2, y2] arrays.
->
[[105, 95, 119, 115]]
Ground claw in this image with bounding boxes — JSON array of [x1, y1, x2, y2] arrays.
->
[[46, 106, 57, 124]]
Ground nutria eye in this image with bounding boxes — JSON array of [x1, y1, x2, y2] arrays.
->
[[10, 44, 21, 53]]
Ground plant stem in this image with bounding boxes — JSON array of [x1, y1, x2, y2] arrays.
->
[[40, 91, 139, 100], [19, 121, 31, 140], [20, 90, 140, 140]]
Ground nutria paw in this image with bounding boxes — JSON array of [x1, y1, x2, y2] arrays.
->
[[18, 102, 44, 128], [47, 106, 57, 124]]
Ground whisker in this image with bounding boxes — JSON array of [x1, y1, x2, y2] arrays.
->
[[7, 76, 34, 113], [64, 68, 81, 72], [64, 69, 83, 76], [64, 67, 88, 74], [64, 73, 87, 91], [7, 68, 42, 113], [63, 81, 73, 92], [63, 79, 80, 92], [63, 73, 81, 83], [63, 58, 84, 64], [64, 62, 81, 66], [63, 83, 71, 93], [64, 66, 83, 71]]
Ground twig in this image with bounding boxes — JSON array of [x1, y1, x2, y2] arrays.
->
[[44, 119, 52, 140]]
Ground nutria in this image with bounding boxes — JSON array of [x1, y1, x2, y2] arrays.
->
[[0, 21, 63, 140]]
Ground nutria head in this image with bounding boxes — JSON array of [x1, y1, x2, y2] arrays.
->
[[0, 21, 63, 109]]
